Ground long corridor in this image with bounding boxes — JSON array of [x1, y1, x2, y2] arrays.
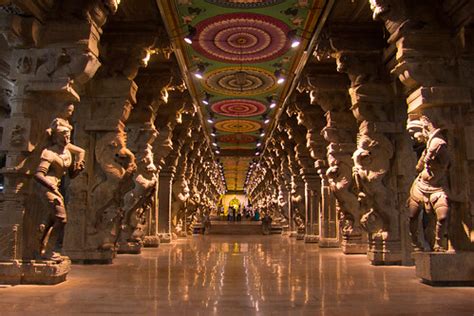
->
[[0, 236, 472, 315]]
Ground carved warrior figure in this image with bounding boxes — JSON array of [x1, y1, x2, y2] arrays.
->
[[406, 116, 450, 252], [34, 115, 85, 262]]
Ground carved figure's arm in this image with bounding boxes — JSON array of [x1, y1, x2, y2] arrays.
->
[[34, 150, 56, 192]]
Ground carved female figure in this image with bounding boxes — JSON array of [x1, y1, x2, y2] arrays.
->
[[34, 118, 85, 261]]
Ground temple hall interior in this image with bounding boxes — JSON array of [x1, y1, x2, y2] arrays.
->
[[0, 0, 473, 314]]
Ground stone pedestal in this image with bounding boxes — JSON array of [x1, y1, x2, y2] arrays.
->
[[319, 238, 340, 248], [158, 233, 172, 244], [413, 252, 474, 285], [304, 235, 319, 243], [0, 258, 71, 285], [143, 236, 160, 248], [65, 249, 115, 264], [117, 241, 143, 254], [368, 240, 402, 265], [342, 239, 367, 254]]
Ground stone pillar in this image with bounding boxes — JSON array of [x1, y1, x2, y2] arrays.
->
[[0, 0, 119, 283], [326, 24, 405, 264], [370, 0, 474, 279], [64, 28, 157, 262], [157, 167, 174, 243]]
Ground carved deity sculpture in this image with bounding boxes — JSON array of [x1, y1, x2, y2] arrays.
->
[[34, 116, 85, 262], [406, 116, 450, 252]]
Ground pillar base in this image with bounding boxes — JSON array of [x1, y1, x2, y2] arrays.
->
[[288, 231, 298, 238], [143, 236, 160, 248], [304, 235, 319, 243], [367, 240, 402, 265], [65, 249, 115, 264], [158, 233, 172, 243], [117, 241, 142, 254], [319, 238, 340, 248], [341, 239, 367, 254], [413, 251, 474, 285], [0, 258, 71, 285]]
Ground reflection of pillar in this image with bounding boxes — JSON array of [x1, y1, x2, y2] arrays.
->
[[158, 167, 174, 243]]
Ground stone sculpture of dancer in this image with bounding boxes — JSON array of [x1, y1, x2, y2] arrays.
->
[[406, 115, 450, 252], [35, 109, 85, 261]]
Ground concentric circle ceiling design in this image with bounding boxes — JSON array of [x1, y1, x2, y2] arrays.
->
[[204, 67, 277, 96], [215, 119, 261, 133], [192, 13, 290, 63], [204, 0, 285, 9], [169, 0, 323, 192], [211, 99, 266, 117], [218, 133, 257, 144]]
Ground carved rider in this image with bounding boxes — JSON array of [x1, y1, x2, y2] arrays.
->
[[406, 115, 450, 252]]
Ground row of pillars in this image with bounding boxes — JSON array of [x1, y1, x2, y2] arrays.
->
[[0, 0, 224, 284]]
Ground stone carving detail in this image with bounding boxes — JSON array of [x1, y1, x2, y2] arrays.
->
[[353, 121, 394, 241], [89, 131, 136, 250], [406, 115, 450, 252]]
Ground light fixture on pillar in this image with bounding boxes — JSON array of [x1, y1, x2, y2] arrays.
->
[[194, 63, 206, 79], [202, 92, 212, 105], [184, 25, 197, 44], [262, 114, 270, 125], [207, 113, 215, 124], [266, 96, 277, 109], [287, 29, 300, 48], [274, 69, 285, 84]]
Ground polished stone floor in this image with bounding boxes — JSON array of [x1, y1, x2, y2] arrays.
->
[[0, 236, 473, 315]]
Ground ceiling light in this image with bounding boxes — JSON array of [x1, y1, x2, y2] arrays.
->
[[256, 142, 262, 147], [264, 118, 270, 124], [207, 118, 214, 124], [184, 25, 196, 44], [212, 142, 217, 146]]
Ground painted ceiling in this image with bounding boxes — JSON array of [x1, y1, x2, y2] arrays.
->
[[160, 0, 326, 191]]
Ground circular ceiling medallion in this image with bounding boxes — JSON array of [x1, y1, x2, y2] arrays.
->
[[204, 67, 277, 96], [218, 133, 257, 144], [193, 13, 290, 63], [212, 99, 266, 117], [215, 119, 261, 133], [204, 0, 285, 8]]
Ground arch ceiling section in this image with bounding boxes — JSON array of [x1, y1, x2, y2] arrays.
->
[[161, 0, 326, 191]]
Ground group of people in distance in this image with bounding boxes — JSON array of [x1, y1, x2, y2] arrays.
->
[[219, 204, 261, 222]]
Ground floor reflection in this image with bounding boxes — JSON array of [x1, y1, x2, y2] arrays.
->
[[0, 236, 473, 315]]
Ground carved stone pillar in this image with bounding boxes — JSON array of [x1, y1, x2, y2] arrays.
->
[[64, 30, 157, 262], [157, 166, 174, 243], [279, 119, 305, 239], [370, 0, 474, 280], [0, 1, 118, 284], [328, 27, 403, 264]]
